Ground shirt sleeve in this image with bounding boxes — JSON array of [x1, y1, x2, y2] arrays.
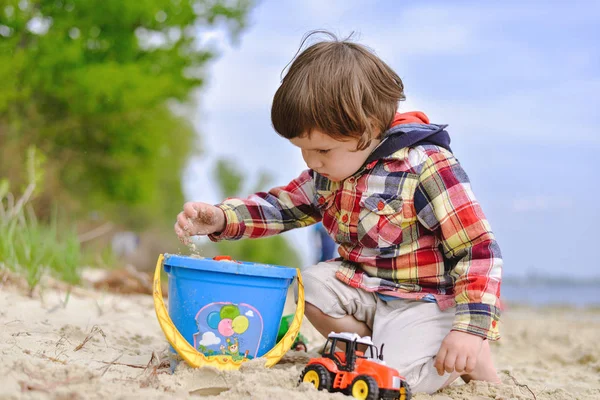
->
[[414, 148, 503, 340], [209, 169, 321, 241]]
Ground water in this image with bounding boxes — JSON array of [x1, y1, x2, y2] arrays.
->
[[501, 279, 600, 308]]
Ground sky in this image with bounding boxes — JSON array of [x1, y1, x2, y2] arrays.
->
[[183, 0, 600, 279]]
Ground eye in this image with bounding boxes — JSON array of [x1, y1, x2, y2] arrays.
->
[[317, 149, 330, 155]]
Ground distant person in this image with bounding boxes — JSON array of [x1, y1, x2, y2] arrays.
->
[[313, 222, 337, 263], [111, 231, 139, 258], [175, 31, 502, 394]]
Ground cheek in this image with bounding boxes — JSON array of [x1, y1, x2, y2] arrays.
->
[[300, 150, 310, 164], [341, 154, 358, 167]]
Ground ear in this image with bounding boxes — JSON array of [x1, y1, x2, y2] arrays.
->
[[355, 127, 382, 151], [368, 117, 383, 139]]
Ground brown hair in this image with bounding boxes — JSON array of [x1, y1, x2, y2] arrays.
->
[[271, 31, 405, 150]]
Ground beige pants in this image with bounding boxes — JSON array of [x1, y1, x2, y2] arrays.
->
[[299, 261, 455, 394]]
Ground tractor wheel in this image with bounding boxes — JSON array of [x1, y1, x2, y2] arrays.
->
[[399, 380, 412, 400], [299, 364, 332, 391], [350, 375, 379, 400]]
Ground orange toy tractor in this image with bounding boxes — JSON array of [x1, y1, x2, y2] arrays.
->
[[300, 332, 411, 400]]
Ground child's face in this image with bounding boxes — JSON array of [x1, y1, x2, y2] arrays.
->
[[290, 129, 381, 182]]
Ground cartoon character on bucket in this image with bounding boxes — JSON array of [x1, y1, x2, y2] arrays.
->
[[219, 337, 250, 360], [193, 302, 263, 361]]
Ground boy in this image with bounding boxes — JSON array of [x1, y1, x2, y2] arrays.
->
[[175, 31, 502, 394]]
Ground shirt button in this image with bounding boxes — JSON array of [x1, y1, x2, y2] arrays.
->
[[377, 201, 385, 211], [318, 196, 325, 205], [492, 320, 497, 328], [342, 214, 349, 223]]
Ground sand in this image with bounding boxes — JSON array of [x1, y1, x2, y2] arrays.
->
[[1, 272, 599, 400]]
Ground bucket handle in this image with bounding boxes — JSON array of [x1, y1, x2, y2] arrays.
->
[[152, 254, 305, 369]]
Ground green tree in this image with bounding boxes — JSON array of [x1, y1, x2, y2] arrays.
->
[[0, 0, 253, 229], [211, 159, 302, 268]]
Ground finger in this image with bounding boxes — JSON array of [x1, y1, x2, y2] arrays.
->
[[465, 355, 477, 374], [444, 351, 457, 373], [174, 223, 190, 244], [454, 354, 467, 373], [183, 202, 200, 218], [177, 212, 192, 232], [434, 347, 447, 376], [174, 218, 186, 235]]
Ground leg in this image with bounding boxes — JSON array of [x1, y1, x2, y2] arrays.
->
[[299, 262, 377, 350], [371, 300, 455, 394], [305, 303, 371, 351], [305, 303, 372, 338]]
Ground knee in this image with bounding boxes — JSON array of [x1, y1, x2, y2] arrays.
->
[[400, 359, 450, 395], [409, 376, 446, 395], [294, 265, 331, 304], [298, 264, 339, 306], [301, 264, 334, 288]]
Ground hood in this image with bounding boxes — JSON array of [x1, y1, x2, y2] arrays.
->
[[366, 112, 451, 163]]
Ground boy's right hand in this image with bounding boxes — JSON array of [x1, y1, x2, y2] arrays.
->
[[174, 202, 226, 244]]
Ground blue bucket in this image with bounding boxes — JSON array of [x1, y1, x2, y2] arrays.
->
[[153, 254, 304, 370]]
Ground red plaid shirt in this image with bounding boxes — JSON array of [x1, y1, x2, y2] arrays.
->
[[210, 144, 502, 340]]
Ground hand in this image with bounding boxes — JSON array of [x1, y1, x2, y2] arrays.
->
[[174, 202, 226, 243], [434, 330, 483, 376]]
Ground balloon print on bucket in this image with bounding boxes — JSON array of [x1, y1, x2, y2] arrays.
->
[[193, 302, 263, 361]]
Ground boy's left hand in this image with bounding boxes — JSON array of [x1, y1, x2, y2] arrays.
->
[[434, 330, 483, 376]]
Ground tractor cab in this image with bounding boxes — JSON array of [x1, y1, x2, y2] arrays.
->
[[321, 332, 384, 371]]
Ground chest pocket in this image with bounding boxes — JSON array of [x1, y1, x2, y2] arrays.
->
[[358, 194, 404, 249]]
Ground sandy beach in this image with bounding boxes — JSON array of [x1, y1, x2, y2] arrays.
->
[[1, 272, 599, 400]]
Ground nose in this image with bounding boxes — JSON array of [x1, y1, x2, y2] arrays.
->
[[302, 150, 323, 170]]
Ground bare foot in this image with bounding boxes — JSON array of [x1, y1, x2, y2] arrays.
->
[[461, 339, 501, 384]]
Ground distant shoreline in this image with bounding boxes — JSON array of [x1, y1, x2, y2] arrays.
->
[[501, 275, 600, 286], [501, 280, 600, 307]]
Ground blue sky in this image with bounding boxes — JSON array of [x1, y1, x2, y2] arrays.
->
[[184, 1, 600, 278]]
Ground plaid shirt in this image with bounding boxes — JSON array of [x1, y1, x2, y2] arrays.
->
[[210, 144, 502, 340]]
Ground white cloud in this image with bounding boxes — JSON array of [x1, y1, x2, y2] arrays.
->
[[196, 29, 229, 49], [299, 0, 363, 20], [199, 331, 221, 346], [245, 310, 254, 317], [512, 196, 574, 212], [183, 1, 598, 271], [366, 9, 473, 58], [415, 79, 600, 144]]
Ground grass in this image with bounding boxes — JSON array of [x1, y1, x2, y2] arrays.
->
[[1, 194, 84, 295], [0, 148, 85, 295]]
